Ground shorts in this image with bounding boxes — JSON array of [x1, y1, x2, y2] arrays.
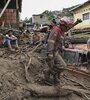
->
[[4, 40, 17, 45]]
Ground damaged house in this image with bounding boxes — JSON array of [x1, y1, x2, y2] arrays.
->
[[0, 0, 22, 28], [32, 14, 50, 25]]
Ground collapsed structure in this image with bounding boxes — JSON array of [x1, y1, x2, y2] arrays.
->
[[0, 0, 22, 28]]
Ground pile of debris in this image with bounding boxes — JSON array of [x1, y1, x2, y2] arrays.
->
[[0, 44, 90, 100]]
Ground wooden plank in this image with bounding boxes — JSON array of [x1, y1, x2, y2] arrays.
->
[[0, 0, 11, 18]]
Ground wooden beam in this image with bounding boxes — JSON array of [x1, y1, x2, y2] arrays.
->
[[16, 0, 19, 10], [0, 0, 11, 18]]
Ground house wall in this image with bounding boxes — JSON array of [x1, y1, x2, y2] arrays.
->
[[0, 9, 17, 24], [0, 0, 21, 28], [0, 9, 18, 28], [32, 15, 49, 25], [73, 3, 90, 29]]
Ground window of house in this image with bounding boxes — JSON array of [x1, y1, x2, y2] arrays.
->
[[83, 12, 90, 20], [40, 15, 43, 19]]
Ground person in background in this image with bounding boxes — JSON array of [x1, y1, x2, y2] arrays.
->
[[45, 27, 50, 44], [50, 18, 57, 27], [45, 18, 57, 44], [87, 38, 90, 69], [29, 32, 42, 46], [87, 38, 90, 50], [3, 29, 19, 51], [44, 16, 82, 84]]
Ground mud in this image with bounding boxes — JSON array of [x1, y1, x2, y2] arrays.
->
[[0, 46, 90, 100]]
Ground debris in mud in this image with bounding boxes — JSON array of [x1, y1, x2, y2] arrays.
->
[[0, 46, 90, 100]]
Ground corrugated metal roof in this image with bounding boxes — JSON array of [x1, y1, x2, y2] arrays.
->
[[70, 0, 90, 11]]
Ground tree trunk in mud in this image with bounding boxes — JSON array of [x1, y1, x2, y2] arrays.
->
[[65, 37, 89, 44], [27, 84, 90, 97]]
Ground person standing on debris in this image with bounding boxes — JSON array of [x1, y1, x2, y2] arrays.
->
[[3, 29, 19, 51], [29, 32, 42, 46], [45, 16, 82, 84], [45, 18, 57, 44]]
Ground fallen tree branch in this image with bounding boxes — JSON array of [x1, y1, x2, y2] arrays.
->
[[21, 57, 32, 82], [63, 75, 88, 90], [65, 67, 90, 77], [83, 93, 90, 100], [30, 43, 41, 54], [62, 86, 90, 94], [20, 44, 41, 82], [25, 57, 32, 82]]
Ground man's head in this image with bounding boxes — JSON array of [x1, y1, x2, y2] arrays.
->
[[50, 18, 57, 27], [7, 29, 13, 35], [59, 16, 73, 32]]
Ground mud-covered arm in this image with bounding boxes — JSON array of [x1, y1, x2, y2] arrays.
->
[[67, 19, 82, 31], [72, 19, 82, 27]]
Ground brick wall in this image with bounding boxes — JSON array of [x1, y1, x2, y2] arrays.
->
[[0, 9, 17, 24], [32, 15, 49, 25]]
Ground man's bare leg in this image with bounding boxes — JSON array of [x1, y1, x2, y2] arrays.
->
[[7, 40, 14, 51], [15, 40, 19, 50]]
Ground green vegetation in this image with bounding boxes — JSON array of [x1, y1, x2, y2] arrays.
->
[[23, 17, 32, 23]]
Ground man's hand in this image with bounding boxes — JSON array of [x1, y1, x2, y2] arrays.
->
[[48, 53, 53, 60], [11, 36, 17, 40], [76, 19, 82, 24]]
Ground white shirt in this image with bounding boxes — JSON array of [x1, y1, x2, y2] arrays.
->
[[87, 38, 90, 44]]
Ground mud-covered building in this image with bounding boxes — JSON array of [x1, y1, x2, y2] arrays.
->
[[0, 0, 22, 28]]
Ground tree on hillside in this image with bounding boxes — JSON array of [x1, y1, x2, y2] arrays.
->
[[42, 10, 54, 20], [24, 17, 32, 23]]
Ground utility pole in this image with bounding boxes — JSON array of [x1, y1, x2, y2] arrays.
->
[[16, 0, 19, 28]]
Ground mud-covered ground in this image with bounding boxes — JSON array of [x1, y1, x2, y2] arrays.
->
[[0, 45, 90, 100]]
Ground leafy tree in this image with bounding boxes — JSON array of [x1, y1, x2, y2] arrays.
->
[[24, 17, 28, 22], [29, 17, 32, 23], [24, 17, 32, 23], [48, 12, 53, 19]]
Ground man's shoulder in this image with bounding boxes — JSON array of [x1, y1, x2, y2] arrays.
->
[[53, 26, 59, 30]]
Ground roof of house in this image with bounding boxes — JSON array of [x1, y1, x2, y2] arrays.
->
[[32, 14, 44, 16], [70, 0, 90, 11]]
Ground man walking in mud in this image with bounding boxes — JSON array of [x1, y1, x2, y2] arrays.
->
[[44, 16, 82, 84]]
